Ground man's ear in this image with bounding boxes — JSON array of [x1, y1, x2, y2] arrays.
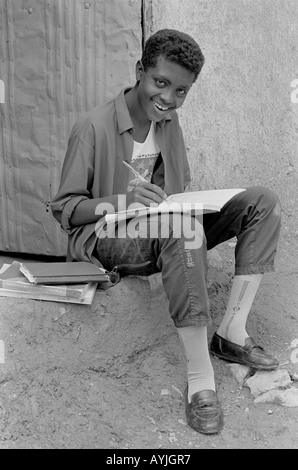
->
[[136, 60, 144, 81]]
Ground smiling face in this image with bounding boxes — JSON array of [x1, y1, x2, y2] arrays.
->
[[135, 55, 196, 123]]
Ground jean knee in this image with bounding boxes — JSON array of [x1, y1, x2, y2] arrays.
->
[[262, 187, 282, 220], [247, 186, 281, 219]]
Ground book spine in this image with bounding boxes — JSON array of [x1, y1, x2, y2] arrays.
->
[[31, 277, 106, 284], [0, 280, 84, 299], [0, 289, 93, 305]]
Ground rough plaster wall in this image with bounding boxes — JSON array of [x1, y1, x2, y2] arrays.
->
[[147, 0, 298, 243], [0, 0, 142, 255]]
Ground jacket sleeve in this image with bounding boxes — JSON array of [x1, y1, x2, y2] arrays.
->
[[51, 118, 96, 234]]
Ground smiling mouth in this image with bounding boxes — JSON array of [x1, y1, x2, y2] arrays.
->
[[152, 100, 173, 112]]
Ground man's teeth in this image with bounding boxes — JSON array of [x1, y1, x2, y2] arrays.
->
[[153, 100, 170, 111]]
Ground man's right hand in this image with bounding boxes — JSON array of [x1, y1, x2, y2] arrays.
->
[[126, 181, 167, 208]]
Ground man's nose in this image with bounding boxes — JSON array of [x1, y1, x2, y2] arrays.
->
[[160, 89, 175, 104]]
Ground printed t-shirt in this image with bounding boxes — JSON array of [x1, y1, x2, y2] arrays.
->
[[127, 121, 160, 192]]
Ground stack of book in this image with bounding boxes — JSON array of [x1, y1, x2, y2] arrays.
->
[[0, 260, 110, 305]]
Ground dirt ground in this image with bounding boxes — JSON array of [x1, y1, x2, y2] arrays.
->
[[0, 235, 298, 450]]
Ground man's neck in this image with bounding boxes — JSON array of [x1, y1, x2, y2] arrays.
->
[[125, 87, 151, 142]]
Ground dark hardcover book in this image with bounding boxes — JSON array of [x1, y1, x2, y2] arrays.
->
[[19, 261, 109, 285]]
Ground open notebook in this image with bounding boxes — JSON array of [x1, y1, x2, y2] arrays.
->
[[104, 188, 246, 225]]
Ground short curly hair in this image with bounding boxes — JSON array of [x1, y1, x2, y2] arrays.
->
[[141, 29, 205, 82]]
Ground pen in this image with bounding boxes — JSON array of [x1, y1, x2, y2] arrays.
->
[[122, 160, 147, 183], [123, 160, 167, 200]]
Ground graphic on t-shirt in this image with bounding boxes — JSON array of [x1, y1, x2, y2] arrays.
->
[[127, 122, 160, 192]]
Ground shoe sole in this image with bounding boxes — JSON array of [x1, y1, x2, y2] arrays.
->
[[210, 350, 279, 371], [188, 422, 223, 435]]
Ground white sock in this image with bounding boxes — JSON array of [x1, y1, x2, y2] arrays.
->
[[178, 326, 215, 402], [217, 274, 263, 346]]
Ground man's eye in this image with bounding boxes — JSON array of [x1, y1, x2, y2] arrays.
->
[[177, 89, 187, 96], [155, 79, 166, 87]]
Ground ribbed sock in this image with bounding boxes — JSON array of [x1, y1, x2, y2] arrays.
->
[[217, 274, 263, 346], [178, 325, 215, 402]]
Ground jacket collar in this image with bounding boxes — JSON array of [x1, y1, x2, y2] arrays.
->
[[115, 88, 172, 134]]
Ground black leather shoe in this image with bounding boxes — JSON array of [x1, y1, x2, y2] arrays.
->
[[185, 388, 224, 435], [210, 333, 279, 370]]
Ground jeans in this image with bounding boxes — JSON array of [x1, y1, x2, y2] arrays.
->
[[94, 187, 281, 328]]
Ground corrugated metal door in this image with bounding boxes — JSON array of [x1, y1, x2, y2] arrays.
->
[[0, 0, 142, 256]]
